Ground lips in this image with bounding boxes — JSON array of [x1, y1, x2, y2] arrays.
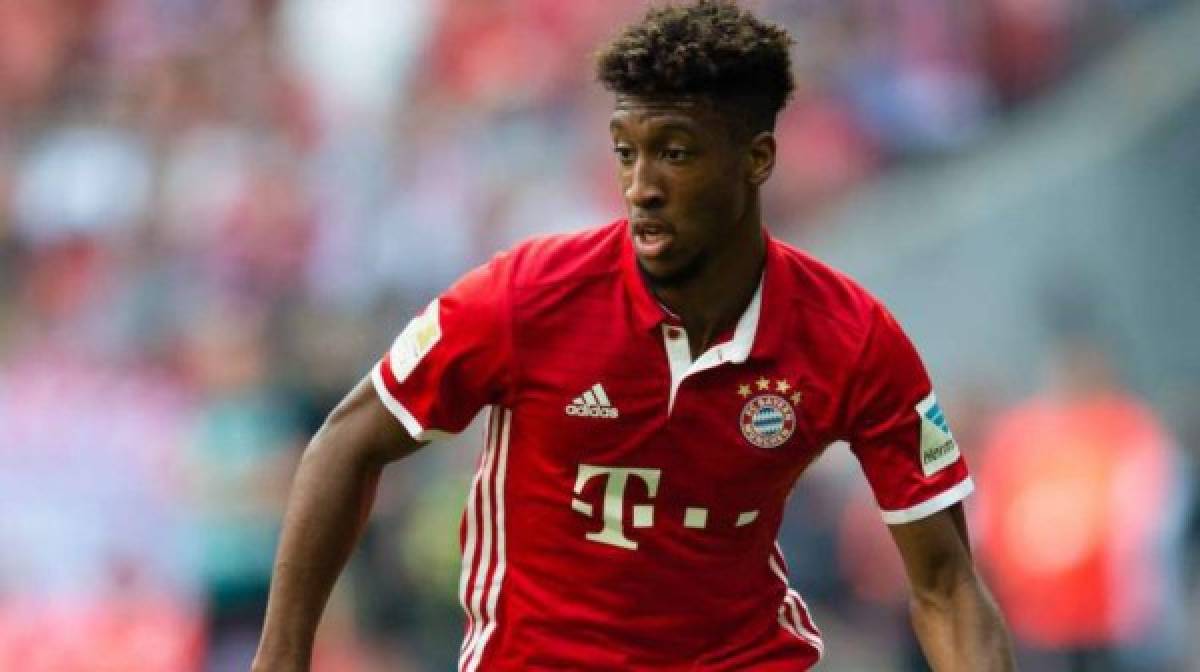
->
[[631, 218, 674, 259]]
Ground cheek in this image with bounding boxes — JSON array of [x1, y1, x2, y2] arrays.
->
[[688, 173, 745, 225], [615, 166, 631, 196]]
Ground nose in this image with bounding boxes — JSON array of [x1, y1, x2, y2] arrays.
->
[[624, 157, 665, 211]]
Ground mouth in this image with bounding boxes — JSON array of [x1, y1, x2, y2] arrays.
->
[[631, 218, 675, 260]]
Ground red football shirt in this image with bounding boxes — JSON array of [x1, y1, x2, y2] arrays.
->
[[372, 220, 972, 671]]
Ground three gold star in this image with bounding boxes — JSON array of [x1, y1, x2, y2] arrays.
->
[[739, 378, 802, 405]]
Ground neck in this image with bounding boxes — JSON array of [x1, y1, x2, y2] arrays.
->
[[651, 214, 766, 356]]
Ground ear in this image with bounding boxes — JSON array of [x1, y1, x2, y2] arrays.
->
[[746, 131, 776, 187]]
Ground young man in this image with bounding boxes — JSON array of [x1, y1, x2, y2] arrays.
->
[[253, 2, 1014, 670]]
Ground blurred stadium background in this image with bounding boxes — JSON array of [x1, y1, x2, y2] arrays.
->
[[1, 0, 1197, 670]]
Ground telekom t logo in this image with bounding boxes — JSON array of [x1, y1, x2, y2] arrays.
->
[[571, 465, 661, 550]]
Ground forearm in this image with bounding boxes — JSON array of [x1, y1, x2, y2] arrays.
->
[[252, 430, 384, 671], [909, 573, 1014, 672]]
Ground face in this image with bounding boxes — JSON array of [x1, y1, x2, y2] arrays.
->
[[609, 95, 773, 287]]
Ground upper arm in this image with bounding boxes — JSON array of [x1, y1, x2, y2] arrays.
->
[[314, 375, 425, 467], [889, 502, 976, 599]]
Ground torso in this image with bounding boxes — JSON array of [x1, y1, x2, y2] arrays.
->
[[458, 221, 877, 670]]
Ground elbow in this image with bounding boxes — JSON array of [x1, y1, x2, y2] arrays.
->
[[909, 552, 979, 612]]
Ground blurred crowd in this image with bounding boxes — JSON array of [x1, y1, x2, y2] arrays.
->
[[0, 0, 1190, 670]]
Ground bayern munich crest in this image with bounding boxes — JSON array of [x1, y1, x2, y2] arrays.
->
[[738, 378, 802, 449]]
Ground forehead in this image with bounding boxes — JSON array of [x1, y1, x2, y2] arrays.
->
[[609, 95, 726, 134]]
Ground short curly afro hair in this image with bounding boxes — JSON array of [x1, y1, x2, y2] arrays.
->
[[595, 0, 794, 136]]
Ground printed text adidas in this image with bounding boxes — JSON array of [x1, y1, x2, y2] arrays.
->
[[565, 383, 619, 419]]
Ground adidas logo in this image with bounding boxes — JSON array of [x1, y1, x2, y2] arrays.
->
[[565, 383, 619, 419]]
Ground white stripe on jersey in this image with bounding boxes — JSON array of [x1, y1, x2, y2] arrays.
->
[[462, 412, 498, 667], [464, 409, 511, 672], [770, 543, 824, 657], [459, 408, 511, 672], [458, 410, 498, 657]]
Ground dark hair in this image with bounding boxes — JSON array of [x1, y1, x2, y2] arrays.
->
[[595, 0, 795, 136]]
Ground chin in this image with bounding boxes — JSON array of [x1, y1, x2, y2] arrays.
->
[[636, 256, 673, 278], [637, 251, 707, 289]]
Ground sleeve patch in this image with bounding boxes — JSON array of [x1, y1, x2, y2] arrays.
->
[[388, 298, 442, 383], [916, 392, 960, 476]]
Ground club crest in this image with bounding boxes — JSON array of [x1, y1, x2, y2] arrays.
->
[[737, 377, 799, 448]]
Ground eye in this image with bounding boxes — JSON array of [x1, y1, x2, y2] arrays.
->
[[662, 147, 690, 162], [612, 145, 635, 165]]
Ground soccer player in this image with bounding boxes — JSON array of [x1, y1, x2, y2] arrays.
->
[[253, 2, 1015, 670]]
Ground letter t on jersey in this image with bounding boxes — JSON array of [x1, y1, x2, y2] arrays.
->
[[571, 465, 662, 549]]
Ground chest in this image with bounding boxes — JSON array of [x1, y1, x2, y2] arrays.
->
[[512, 319, 840, 502]]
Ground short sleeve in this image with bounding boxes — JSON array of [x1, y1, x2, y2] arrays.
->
[[370, 257, 511, 442], [843, 304, 973, 525]]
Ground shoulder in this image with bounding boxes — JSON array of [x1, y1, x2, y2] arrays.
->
[[453, 220, 626, 319], [769, 237, 886, 351], [501, 219, 626, 289]]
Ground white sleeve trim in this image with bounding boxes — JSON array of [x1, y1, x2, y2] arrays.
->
[[880, 476, 975, 525], [370, 362, 450, 443]]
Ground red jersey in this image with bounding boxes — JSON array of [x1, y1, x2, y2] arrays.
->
[[372, 220, 972, 671]]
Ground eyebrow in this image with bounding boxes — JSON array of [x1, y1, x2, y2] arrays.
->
[[608, 117, 701, 136], [655, 121, 700, 136]]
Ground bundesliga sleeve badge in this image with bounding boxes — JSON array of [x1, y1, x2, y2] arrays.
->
[[915, 392, 960, 476], [738, 378, 801, 449], [388, 298, 443, 383]]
